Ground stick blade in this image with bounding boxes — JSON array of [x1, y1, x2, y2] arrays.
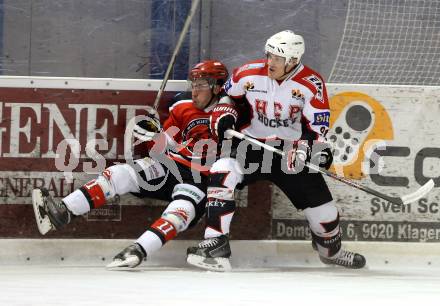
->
[[106, 257, 140, 270], [401, 179, 434, 205], [187, 254, 232, 272]]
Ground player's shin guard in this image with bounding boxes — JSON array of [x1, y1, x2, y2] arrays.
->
[[32, 188, 73, 235], [106, 219, 177, 270], [138, 199, 193, 253], [146, 218, 178, 246], [312, 231, 366, 269], [204, 198, 236, 237], [187, 197, 234, 272], [79, 178, 109, 210], [311, 230, 342, 258], [110, 199, 194, 270], [306, 202, 366, 269]]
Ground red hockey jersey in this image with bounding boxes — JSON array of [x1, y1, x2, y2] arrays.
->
[[161, 99, 217, 174]]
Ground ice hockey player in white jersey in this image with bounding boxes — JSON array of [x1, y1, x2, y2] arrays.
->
[[32, 60, 229, 269], [187, 30, 366, 271]]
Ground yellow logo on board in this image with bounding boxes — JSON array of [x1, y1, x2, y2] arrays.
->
[[329, 92, 394, 179]]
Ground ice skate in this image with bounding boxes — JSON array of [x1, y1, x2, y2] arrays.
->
[[106, 243, 146, 269], [319, 248, 366, 269], [312, 240, 366, 269], [32, 188, 72, 235], [186, 235, 232, 272]]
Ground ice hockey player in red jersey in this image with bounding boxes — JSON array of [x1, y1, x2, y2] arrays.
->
[[32, 60, 229, 269], [187, 30, 366, 271]]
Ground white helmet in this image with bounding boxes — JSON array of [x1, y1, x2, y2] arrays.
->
[[265, 30, 305, 64]]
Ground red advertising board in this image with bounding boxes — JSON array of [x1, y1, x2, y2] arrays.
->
[[0, 78, 270, 239]]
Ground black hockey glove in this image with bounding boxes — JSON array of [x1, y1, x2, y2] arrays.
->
[[133, 107, 161, 142], [287, 141, 334, 171], [310, 145, 334, 170]]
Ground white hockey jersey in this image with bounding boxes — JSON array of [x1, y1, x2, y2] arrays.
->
[[224, 59, 330, 143]]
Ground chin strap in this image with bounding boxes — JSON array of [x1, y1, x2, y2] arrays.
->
[[204, 84, 220, 109], [275, 56, 299, 80], [280, 62, 299, 80], [203, 93, 216, 110]]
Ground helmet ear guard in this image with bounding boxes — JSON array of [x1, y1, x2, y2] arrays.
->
[[265, 30, 305, 65]]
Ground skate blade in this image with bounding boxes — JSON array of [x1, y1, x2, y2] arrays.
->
[[106, 257, 141, 270], [32, 189, 53, 235], [187, 254, 231, 272], [319, 256, 366, 269]]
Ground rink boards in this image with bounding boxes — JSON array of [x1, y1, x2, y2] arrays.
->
[[0, 77, 439, 242], [1, 239, 439, 269]]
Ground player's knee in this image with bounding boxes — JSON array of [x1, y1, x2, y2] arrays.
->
[[161, 199, 195, 232], [305, 201, 341, 257], [210, 157, 235, 170], [207, 186, 235, 200], [210, 158, 243, 187], [208, 159, 242, 201], [104, 164, 140, 195], [172, 183, 206, 205]]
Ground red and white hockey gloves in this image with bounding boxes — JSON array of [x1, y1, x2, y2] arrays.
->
[[287, 140, 310, 172], [210, 96, 238, 143]]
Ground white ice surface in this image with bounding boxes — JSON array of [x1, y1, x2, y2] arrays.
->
[[1, 240, 440, 305], [1, 265, 440, 306]]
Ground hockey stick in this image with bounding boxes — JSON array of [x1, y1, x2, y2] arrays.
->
[[152, 0, 201, 110], [225, 129, 434, 205]]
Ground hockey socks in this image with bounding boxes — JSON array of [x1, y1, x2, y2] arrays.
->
[[107, 218, 177, 269], [135, 218, 178, 256], [204, 199, 235, 237]]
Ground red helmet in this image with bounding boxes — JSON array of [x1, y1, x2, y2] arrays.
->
[[189, 60, 229, 86]]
